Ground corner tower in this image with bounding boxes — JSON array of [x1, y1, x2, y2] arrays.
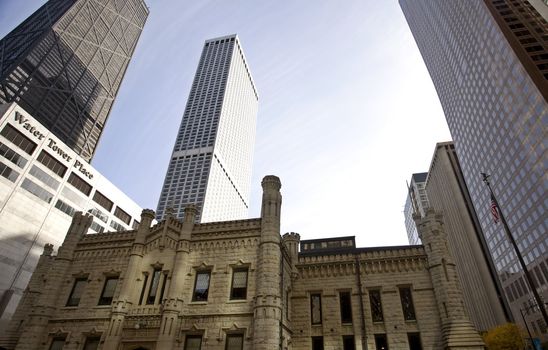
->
[[414, 209, 484, 349]]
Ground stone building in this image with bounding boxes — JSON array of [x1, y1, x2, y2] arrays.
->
[[0, 176, 484, 350]]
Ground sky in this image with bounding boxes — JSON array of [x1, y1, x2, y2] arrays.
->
[[0, 0, 451, 248]]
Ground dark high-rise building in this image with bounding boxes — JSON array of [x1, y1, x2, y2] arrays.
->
[[0, 0, 148, 161], [156, 35, 258, 223], [400, 0, 547, 335]]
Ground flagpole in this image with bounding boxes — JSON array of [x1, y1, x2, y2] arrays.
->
[[481, 173, 548, 324]]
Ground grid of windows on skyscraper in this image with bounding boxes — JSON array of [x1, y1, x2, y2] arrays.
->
[[0, 0, 148, 160], [157, 35, 258, 222], [400, 0, 547, 335]]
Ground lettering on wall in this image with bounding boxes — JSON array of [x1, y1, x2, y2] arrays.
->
[[47, 138, 72, 162], [14, 111, 46, 140], [12, 111, 93, 180], [74, 160, 93, 180]]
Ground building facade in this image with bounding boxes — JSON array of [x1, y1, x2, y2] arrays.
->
[[1, 176, 485, 350], [403, 172, 428, 245], [156, 35, 258, 223], [0, 0, 148, 161], [424, 142, 510, 332], [0, 103, 146, 330], [399, 0, 548, 333]]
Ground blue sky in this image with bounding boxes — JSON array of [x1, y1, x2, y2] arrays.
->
[[0, 0, 451, 247]]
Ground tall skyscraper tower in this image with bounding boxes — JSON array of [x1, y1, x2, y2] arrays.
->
[[403, 172, 428, 245], [156, 35, 258, 222], [0, 0, 148, 161], [400, 0, 547, 334]]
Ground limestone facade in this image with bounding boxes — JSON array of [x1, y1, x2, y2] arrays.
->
[[0, 176, 484, 350]]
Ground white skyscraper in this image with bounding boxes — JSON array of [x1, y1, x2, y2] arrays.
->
[[403, 172, 429, 245], [156, 35, 258, 222]]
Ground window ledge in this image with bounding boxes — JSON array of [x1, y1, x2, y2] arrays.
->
[[227, 299, 248, 303], [93, 305, 112, 309], [189, 301, 208, 305]]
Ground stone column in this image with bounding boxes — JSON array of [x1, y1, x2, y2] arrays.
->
[[102, 209, 155, 350], [253, 176, 283, 350], [414, 209, 484, 349], [156, 205, 196, 349], [15, 212, 92, 350]]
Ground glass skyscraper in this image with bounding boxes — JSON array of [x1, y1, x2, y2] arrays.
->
[[0, 0, 148, 161], [400, 0, 547, 335], [403, 172, 429, 245], [156, 35, 258, 222]]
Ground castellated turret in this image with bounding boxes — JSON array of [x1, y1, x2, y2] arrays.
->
[[253, 175, 283, 350], [414, 208, 485, 349]]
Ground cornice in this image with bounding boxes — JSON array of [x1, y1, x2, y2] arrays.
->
[[191, 237, 260, 252], [193, 218, 261, 234], [297, 247, 428, 278]]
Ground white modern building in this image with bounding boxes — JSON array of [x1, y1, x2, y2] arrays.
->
[[156, 34, 258, 223], [0, 103, 146, 328], [403, 172, 429, 245]]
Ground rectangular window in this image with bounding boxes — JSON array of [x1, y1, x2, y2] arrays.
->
[[230, 268, 248, 300], [88, 208, 108, 223], [399, 287, 416, 321], [374, 334, 388, 350], [83, 337, 100, 350], [147, 268, 162, 304], [114, 206, 131, 225], [184, 335, 202, 350], [37, 151, 67, 177], [67, 172, 92, 195], [21, 178, 53, 203], [93, 191, 113, 211], [0, 124, 37, 155], [98, 277, 118, 305], [369, 289, 384, 322], [55, 199, 75, 217], [310, 293, 322, 325], [0, 161, 19, 182], [132, 220, 140, 230], [225, 334, 243, 350], [66, 278, 87, 306], [312, 336, 324, 350], [109, 220, 126, 232], [343, 336, 355, 350], [29, 165, 60, 190], [49, 337, 66, 350], [89, 221, 104, 233], [193, 270, 211, 302], [407, 333, 422, 350], [339, 291, 352, 324], [159, 271, 168, 303], [286, 290, 290, 320], [139, 273, 149, 305], [0, 141, 27, 168]]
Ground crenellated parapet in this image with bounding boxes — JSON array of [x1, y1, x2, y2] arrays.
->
[[296, 246, 428, 279], [191, 237, 260, 253], [193, 218, 262, 234]]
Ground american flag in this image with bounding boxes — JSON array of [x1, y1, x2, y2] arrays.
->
[[490, 194, 500, 224]]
